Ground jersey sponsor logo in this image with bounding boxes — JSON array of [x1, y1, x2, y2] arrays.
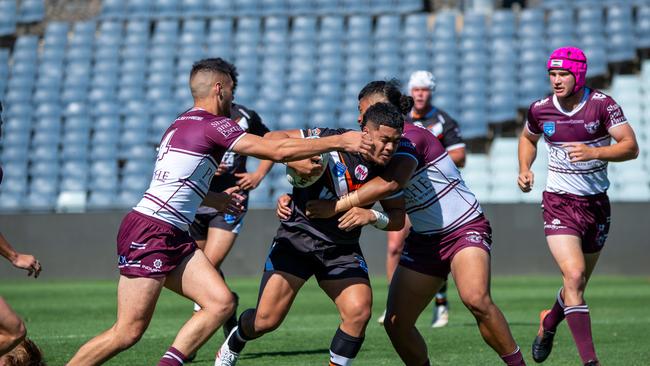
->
[[543, 121, 556, 136], [592, 92, 607, 100], [176, 115, 203, 121], [584, 120, 600, 134], [212, 122, 240, 138], [224, 213, 237, 224], [354, 164, 369, 180], [534, 97, 550, 107], [335, 161, 347, 177], [606, 104, 621, 112], [544, 218, 567, 230], [118, 255, 127, 265], [550, 59, 563, 67]]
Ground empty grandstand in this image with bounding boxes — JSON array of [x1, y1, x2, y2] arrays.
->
[[0, 0, 648, 213]]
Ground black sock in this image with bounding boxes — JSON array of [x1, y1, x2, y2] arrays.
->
[[329, 328, 364, 366], [227, 309, 256, 353]]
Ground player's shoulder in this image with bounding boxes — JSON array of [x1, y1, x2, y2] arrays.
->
[[433, 107, 457, 124], [587, 89, 617, 106], [528, 96, 552, 114]]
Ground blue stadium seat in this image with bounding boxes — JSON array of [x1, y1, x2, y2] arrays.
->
[[62, 161, 89, 180], [347, 15, 372, 41], [60, 177, 89, 192], [375, 15, 401, 41], [61, 144, 89, 161], [637, 6, 650, 48], [102, 0, 125, 18], [291, 16, 317, 41], [31, 144, 59, 162], [312, 0, 335, 15], [207, 0, 233, 13], [126, 0, 153, 18], [0, 0, 16, 36], [24, 191, 57, 212], [30, 161, 60, 178], [181, 0, 205, 15], [87, 190, 118, 210], [18, 0, 45, 23], [607, 33, 636, 62], [154, 0, 179, 16], [33, 116, 62, 133], [319, 16, 344, 41]]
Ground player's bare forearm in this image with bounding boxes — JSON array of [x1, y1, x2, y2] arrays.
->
[[518, 130, 539, 173], [593, 136, 639, 162], [335, 156, 416, 214], [255, 159, 275, 178], [0, 233, 18, 264], [233, 133, 370, 163], [379, 197, 406, 231], [448, 148, 466, 168]]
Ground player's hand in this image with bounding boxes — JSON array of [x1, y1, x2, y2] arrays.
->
[[517, 170, 534, 193], [287, 156, 325, 178], [215, 161, 229, 176], [337, 207, 375, 232], [203, 188, 245, 215], [276, 194, 293, 220], [235, 171, 263, 190], [12, 253, 41, 278], [305, 200, 337, 219], [563, 143, 599, 162], [340, 131, 373, 155]]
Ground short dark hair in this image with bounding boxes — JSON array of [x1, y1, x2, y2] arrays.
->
[[362, 102, 404, 131], [358, 79, 414, 115], [2, 338, 45, 366], [190, 58, 239, 92]]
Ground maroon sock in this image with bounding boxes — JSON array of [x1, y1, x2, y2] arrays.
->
[[564, 305, 598, 363], [542, 288, 565, 332], [500, 346, 526, 366], [158, 347, 186, 366]]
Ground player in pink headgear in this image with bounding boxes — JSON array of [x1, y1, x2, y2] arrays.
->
[[518, 47, 639, 365], [547, 46, 588, 95]]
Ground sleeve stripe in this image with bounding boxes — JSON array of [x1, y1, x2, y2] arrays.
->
[[227, 132, 248, 152], [607, 120, 629, 131], [525, 123, 542, 135], [445, 143, 466, 151]]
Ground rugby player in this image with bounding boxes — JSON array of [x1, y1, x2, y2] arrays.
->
[[379, 70, 467, 327], [66, 58, 372, 366], [188, 59, 273, 341], [0, 101, 43, 359], [519, 47, 639, 366], [305, 80, 526, 366], [214, 101, 409, 366]]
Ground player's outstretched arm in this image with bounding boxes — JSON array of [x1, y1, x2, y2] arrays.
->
[[518, 128, 540, 193], [0, 234, 41, 278], [304, 155, 417, 219], [563, 123, 639, 163], [337, 196, 406, 232], [231, 131, 372, 163]]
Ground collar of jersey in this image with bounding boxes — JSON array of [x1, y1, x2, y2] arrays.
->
[[552, 87, 591, 117]]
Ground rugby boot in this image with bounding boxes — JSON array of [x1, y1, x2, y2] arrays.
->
[[532, 310, 555, 363], [584, 361, 600, 366], [377, 309, 386, 325], [215, 327, 240, 366], [431, 304, 449, 328]]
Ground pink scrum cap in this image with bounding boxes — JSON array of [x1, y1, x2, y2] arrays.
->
[[547, 47, 588, 94]]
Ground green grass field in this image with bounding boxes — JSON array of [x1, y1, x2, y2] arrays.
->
[[1, 276, 649, 365]]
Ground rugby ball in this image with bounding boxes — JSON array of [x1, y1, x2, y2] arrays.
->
[[286, 153, 330, 188]]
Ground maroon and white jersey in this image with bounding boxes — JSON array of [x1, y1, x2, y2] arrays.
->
[[526, 88, 628, 195], [397, 123, 482, 235], [134, 108, 247, 230]]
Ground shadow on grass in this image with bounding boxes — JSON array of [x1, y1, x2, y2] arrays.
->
[[241, 348, 330, 359]]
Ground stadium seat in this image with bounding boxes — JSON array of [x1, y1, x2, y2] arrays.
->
[[18, 0, 45, 23], [24, 192, 57, 212], [0, 0, 16, 36], [87, 190, 119, 210]]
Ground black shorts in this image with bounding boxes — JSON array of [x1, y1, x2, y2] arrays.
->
[[264, 226, 369, 282], [189, 209, 246, 240]]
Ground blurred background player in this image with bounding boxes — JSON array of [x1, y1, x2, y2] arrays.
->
[[214, 99, 409, 366], [518, 47, 639, 366], [378, 70, 467, 327], [188, 59, 274, 345], [0, 101, 44, 362], [66, 58, 372, 366]]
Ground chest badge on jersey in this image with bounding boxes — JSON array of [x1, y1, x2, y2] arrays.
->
[[354, 164, 369, 181], [543, 121, 556, 137], [584, 120, 600, 134]]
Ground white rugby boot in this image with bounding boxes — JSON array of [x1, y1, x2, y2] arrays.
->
[[215, 327, 240, 366], [431, 304, 449, 328]]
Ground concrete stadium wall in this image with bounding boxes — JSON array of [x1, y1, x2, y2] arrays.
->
[[0, 203, 648, 280]]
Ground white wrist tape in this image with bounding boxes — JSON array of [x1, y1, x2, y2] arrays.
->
[[371, 209, 389, 230]]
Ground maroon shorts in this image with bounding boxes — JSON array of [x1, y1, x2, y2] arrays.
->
[[399, 215, 492, 279], [542, 191, 611, 254], [117, 210, 197, 278]]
